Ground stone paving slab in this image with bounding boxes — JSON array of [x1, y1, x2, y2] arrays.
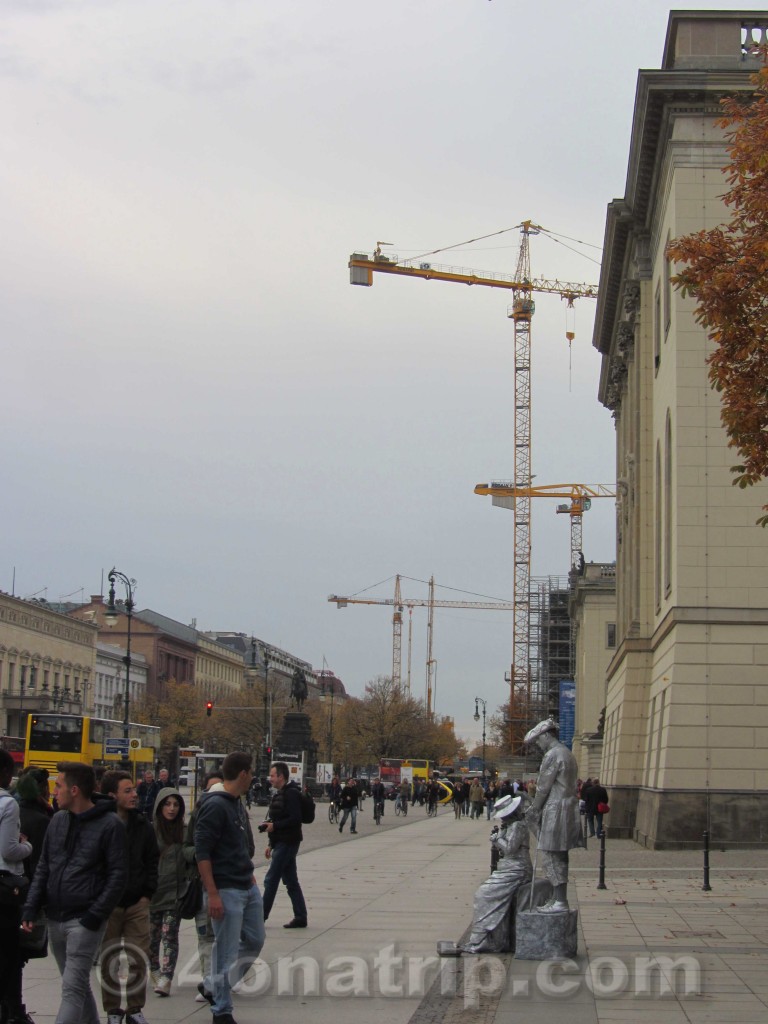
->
[[17, 815, 768, 1024]]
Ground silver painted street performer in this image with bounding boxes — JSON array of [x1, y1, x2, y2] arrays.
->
[[460, 795, 532, 953], [523, 718, 582, 913]]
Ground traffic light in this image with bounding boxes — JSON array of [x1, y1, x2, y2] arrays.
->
[[206, 700, 213, 717]]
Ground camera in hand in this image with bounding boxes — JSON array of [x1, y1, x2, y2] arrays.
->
[[258, 821, 270, 833]]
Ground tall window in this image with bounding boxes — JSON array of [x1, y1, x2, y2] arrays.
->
[[664, 412, 673, 596], [606, 623, 617, 648], [654, 282, 662, 373], [655, 440, 662, 610]]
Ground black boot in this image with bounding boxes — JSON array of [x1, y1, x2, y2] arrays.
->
[[6, 1004, 34, 1024]]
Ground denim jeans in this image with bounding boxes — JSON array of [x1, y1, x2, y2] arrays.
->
[[586, 812, 604, 837], [49, 918, 107, 1024], [339, 807, 357, 831], [262, 842, 307, 923], [207, 885, 265, 1015]]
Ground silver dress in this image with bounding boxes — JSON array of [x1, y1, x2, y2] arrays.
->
[[461, 819, 532, 953]]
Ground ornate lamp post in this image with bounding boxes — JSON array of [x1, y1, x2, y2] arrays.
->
[[104, 568, 135, 765], [474, 696, 488, 776]]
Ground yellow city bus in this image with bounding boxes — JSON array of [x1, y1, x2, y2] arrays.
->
[[24, 713, 161, 779]]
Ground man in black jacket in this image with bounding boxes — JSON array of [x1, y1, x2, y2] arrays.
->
[[262, 762, 307, 928], [21, 761, 128, 1024], [99, 770, 159, 1024], [583, 778, 609, 838]]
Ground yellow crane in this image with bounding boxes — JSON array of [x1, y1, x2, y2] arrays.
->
[[474, 482, 616, 572], [328, 575, 514, 716], [349, 223, 598, 734]]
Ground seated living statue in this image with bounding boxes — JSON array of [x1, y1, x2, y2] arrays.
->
[[460, 794, 532, 953]]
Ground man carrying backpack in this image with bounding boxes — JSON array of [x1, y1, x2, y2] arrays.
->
[[261, 762, 308, 929]]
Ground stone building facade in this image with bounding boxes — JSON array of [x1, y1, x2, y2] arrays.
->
[[593, 10, 768, 846], [569, 563, 616, 780], [0, 591, 97, 737]]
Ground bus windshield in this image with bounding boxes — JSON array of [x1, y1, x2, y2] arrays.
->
[[28, 715, 84, 754]]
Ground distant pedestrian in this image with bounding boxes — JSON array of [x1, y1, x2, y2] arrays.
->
[[136, 772, 160, 817], [469, 780, 484, 820], [583, 778, 609, 838], [485, 780, 498, 820], [21, 761, 128, 1024], [195, 752, 263, 1024], [451, 782, 463, 820], [0, 750, 33, 1024], [262, 761, 307, 929], [338, 779, 359, 834]]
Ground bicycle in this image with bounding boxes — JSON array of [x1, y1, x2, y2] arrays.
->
[[395, 795, 408, 816], [328, 801, 339, 825], [374, 799, 384, 826]]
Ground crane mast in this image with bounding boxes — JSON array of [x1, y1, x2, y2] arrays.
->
[[509, 222, 536, 724]]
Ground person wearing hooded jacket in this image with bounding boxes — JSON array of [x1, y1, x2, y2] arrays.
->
[[21, 761, 128, 1024], [148, 787, 192, 997]]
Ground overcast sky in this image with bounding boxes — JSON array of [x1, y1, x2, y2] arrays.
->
[[0, 1, 744, 746]]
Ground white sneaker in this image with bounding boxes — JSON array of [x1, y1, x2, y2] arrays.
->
[[194, 994, 207, 1003], [126, 1013, 150, 1024], [107, 1015, 124, 1024], [153, 977, 171, 997], [537, 900, 569, 914]]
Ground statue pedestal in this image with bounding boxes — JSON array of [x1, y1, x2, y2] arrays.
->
[[514, 908, 578, 960], [275, 712, 317, 774]]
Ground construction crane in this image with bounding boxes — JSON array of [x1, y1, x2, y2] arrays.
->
[[328, 575, 514, 716], [349, 223, 598, 739], [474, 482, 616, 572]]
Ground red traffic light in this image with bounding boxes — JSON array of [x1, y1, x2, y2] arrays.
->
[[206, 701, 213, 717]]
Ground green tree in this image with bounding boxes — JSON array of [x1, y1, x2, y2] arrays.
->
[[667, 59, 768, 522]]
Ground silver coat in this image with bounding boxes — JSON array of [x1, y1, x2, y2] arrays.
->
[[461, 819, 532, 953], [528, 740, 581, 851]]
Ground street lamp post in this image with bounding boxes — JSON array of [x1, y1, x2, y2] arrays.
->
[[319, 677, 336, 766], [261, 644, 271, 773], [474, 697, 488, 776], [104, 568, 135, 770]]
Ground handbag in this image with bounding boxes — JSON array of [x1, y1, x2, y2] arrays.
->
[[178, 873, 203, 920], [0, 869, 30, 907], [19, 913, 48, 958], [597, 801, 610, 814]]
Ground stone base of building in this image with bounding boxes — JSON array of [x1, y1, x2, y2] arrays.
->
[[605, 786, 768, 849]]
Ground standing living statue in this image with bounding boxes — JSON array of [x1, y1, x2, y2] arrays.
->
[[523, 718, 582, 913], [460, 795, 532, 953]]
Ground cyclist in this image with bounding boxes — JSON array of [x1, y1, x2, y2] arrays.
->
[[397, 779, 410, 815], [371, 778, 386, 821]]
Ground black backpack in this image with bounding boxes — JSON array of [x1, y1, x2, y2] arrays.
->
[[299, 788, 315, 824]]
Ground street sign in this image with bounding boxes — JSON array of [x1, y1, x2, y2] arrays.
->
[[105, 737, 130, 756]]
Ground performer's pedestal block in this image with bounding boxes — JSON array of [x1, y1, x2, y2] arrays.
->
[[514, 907, 578, 961]]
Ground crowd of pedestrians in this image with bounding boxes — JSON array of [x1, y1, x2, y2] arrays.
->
[[1, 752, 313, 1024]]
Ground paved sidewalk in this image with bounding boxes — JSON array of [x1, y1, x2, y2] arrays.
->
[[20, 807, 768, 1024]]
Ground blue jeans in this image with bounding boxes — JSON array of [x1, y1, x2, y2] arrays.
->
[[339, 807, 357, 831], [49, 918, 107, 1024], [262, 842, 307, 922], [207, 885, 265, 1015]]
